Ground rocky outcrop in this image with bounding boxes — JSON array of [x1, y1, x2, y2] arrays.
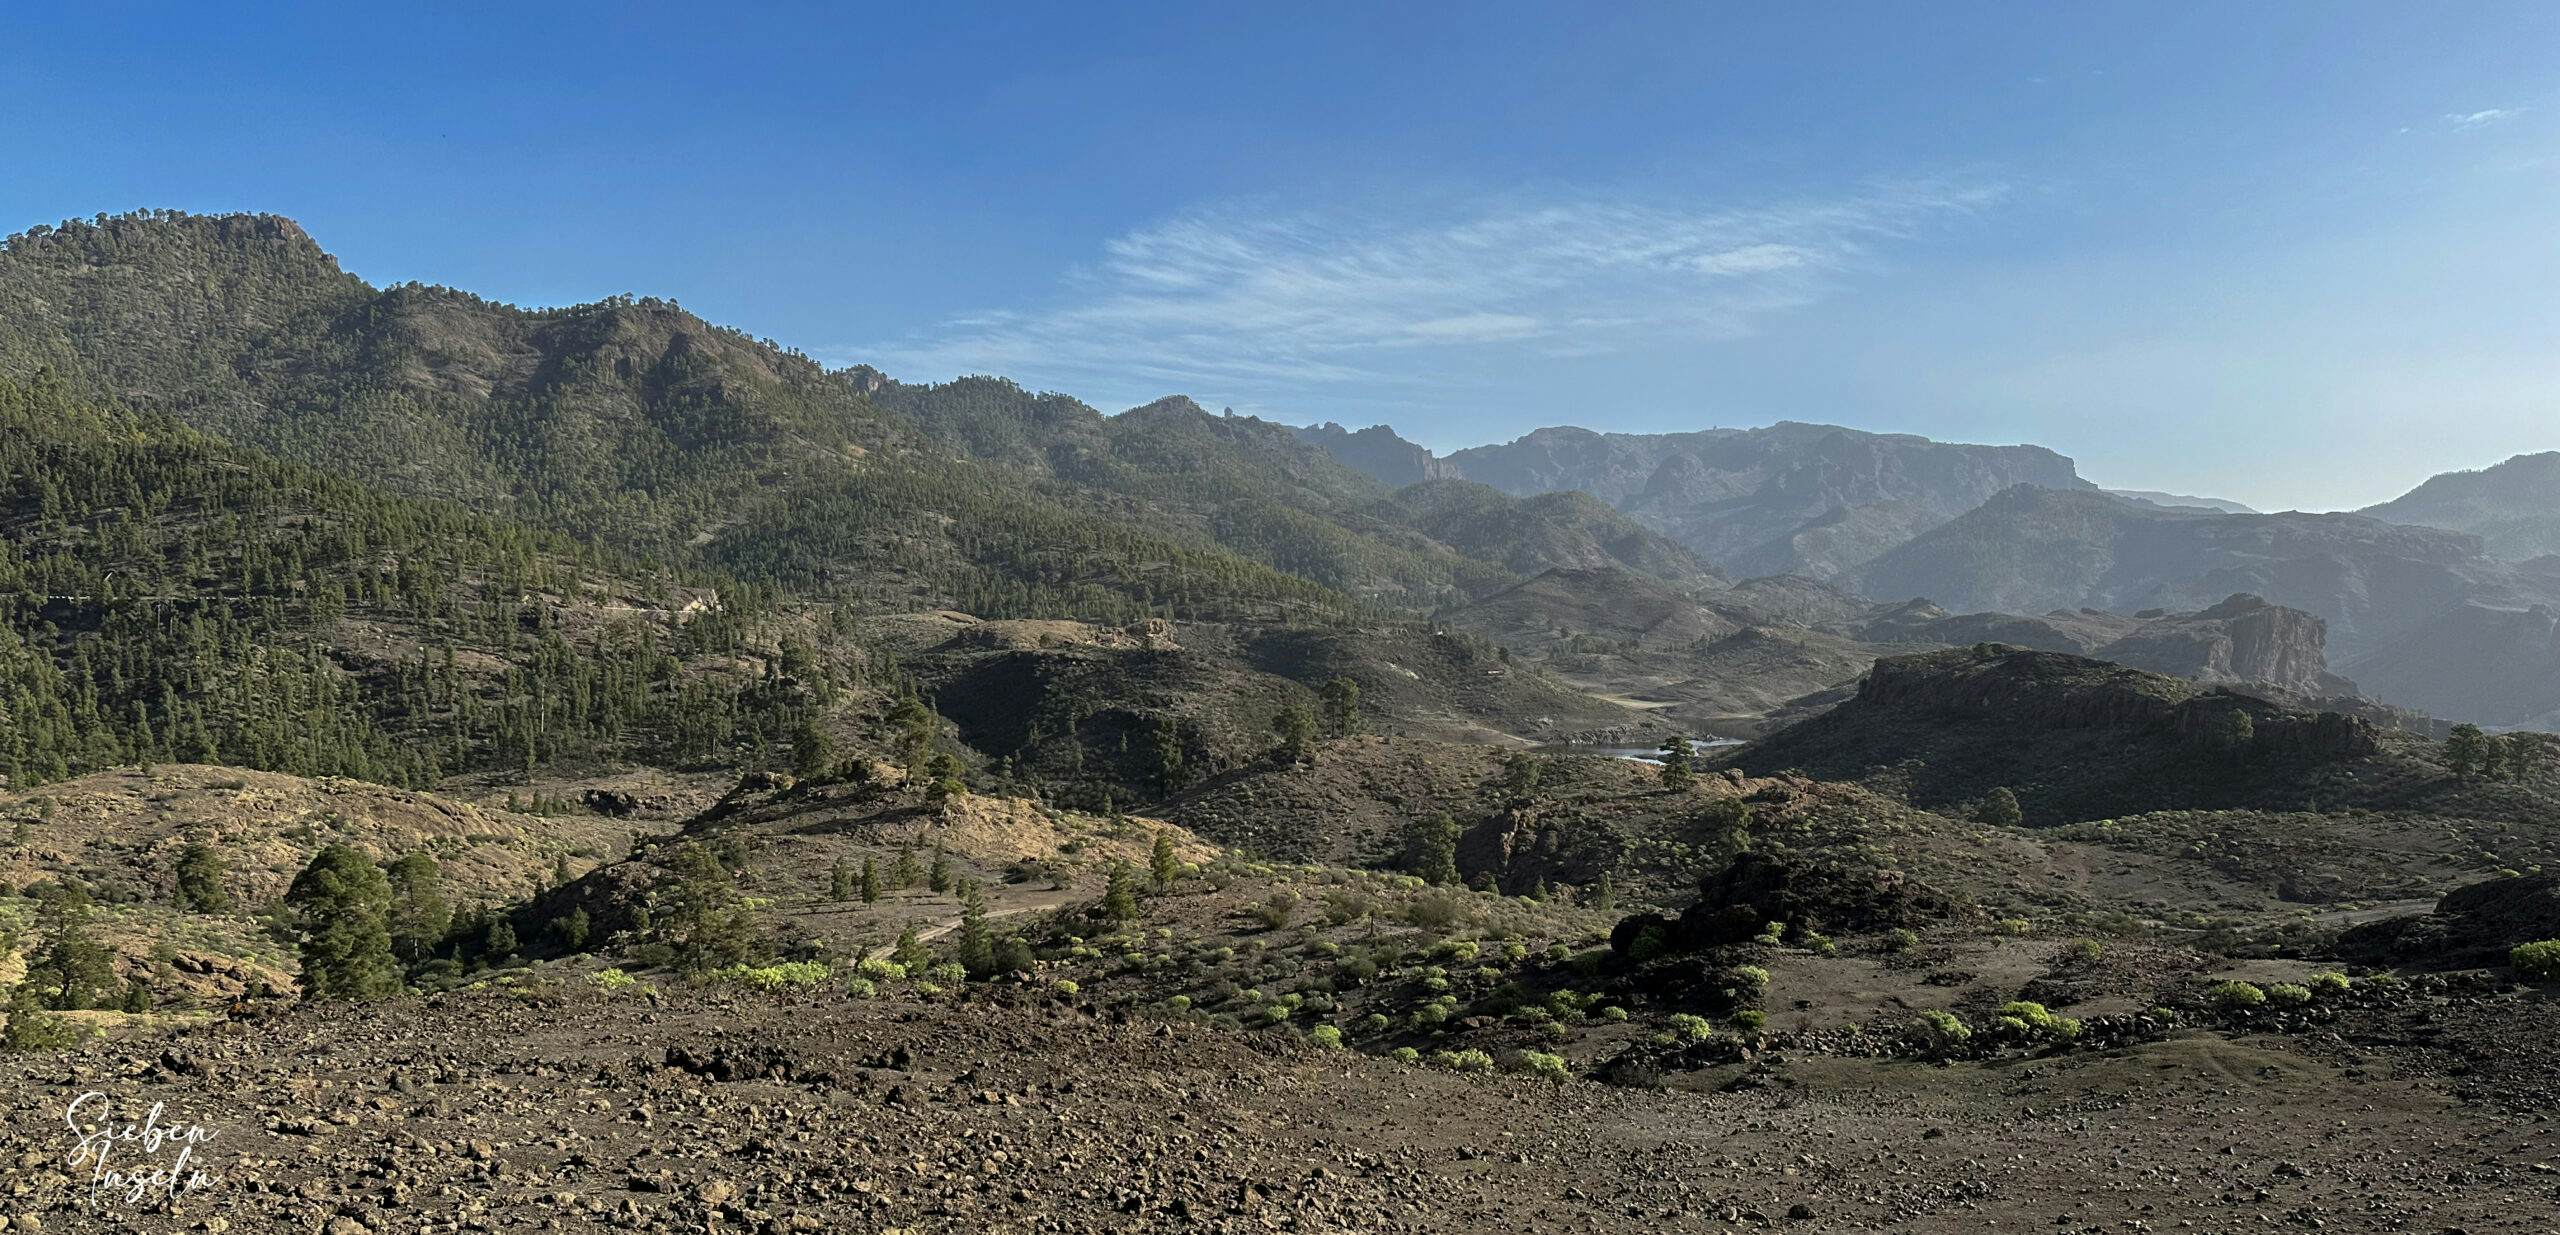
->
[[1287, 422, 1459, 487], [2092, 594, 2355, 697], [2339, 873, 2560, 969]]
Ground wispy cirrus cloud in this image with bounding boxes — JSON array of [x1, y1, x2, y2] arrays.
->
[[2446, 107, 2525, 129], [845, 178, 2007, 410]]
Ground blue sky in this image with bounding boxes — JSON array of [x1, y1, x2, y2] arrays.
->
[[2, 3, 2552, 510]]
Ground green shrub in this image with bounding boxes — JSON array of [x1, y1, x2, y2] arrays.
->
[[1389, 1046, 1421, 1064], [1165, 994, 1193, 1011], [1995, 1000, 2082, 1042], [844, 976, 878, 999], [1599, 1004, 1628, 1022], [1306, 1025, 1343, 1049], [2308, 971, 2353, 996], [1051, 979, 1080, 997], [2513, 940, 2560, 980], [715, 961, 830, 991], [2206, 980, 2267, 1011], [587, 968, 637, 991], [1432, 1048, 1495, 1072], [1667, 1013, 1713, 1043], [1512, 1050, 1570, 1080], [2263, 983, 2313, 1009], [1730, 1010, 1766, 1034], [1912, 1009, 1971, 1053], [1431, 938, 1480, 962], [855, 957, 906, 982], [1883, 928, 1919, 953]]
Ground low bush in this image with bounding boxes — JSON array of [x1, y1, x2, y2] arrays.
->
[[2513, 940, 2560, 981], [1511, 1050, 1570, 1080], [2263, 983, 2313, 1009], [1667, 1013, 1713, 1043], [1911, 1009, 1971, 1054], [1432, 1048, 1495, 1072], [1994, 1000, 2082, 1043], [2207, 980, 2267, 1012], [715, 962, 831, 991]]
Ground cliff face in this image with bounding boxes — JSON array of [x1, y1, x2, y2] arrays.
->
[[1853, 593, 2352, 699], [2094, 594, 2353, 697], [1287, 422, 1460, 487]]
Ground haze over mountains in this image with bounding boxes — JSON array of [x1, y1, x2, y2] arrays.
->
[[5, 210, 2555, 733]]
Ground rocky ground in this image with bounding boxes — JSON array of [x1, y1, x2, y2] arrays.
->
[[3, 979, 2554, 1234]]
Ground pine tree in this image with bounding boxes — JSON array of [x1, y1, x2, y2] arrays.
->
[[1100, 860, 1140, 921], [859, 856, 881, 903], [31, 882, 116, 1010], [549, 907, 591, 951], [1272, 701, 1318, 765], [1500, 753, 1544, 803], [891, 923, 933, 973], [1150, 830, 1181, 892], [652, 841, 761, 973], [173, 842, 232, 913], [1408, 814, 1461, 887], [383, 852, 452, 967], [829, 858, 857, 901], [286, 845, 402, 1001], [1319, 677, 1362, 738], [1657, 736, 1693, 789], [891, 846, 922, 889], [2, 983, 76, 1054], [2447, 724, 2490, 779], [928, 847, 952, 894], [1980, 787, 2025, 828], [485, 916, 519, 959], [792, 719, 834, 781], [953, 884, 995, 978]]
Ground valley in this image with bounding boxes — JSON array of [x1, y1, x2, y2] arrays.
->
[[0, 209, 2554, 1234]]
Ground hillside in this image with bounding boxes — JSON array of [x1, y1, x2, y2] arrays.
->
[[0, 372, 852, 791], [0, 216, 1567, 628], [2362, 451, 2560, 562], [1731, 645, 2560, 830]]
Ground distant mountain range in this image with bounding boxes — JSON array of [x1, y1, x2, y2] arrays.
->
[[7, 210, 2554, 733], [1295, 420, 2089, 580]]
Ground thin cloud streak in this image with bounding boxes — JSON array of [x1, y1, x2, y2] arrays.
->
[[845, 179, 2007, 408], [2446, 107, 2525, 128]]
